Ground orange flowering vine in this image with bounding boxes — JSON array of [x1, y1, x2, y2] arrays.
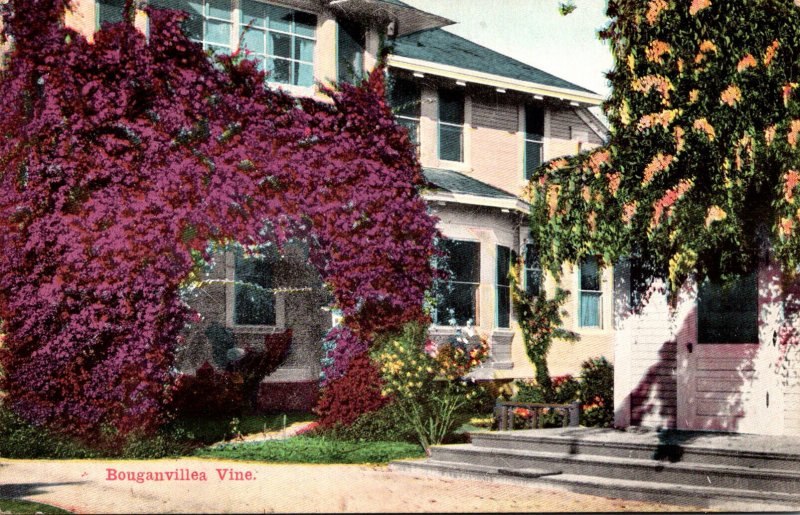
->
[[646, 40, 671, 64], [693, 118, 716, 141], [764, 40, 780, 66], [606, 172, 621, 196], [643, 152, 674, 184], [737, 53, 757, 72], [720, 84, 742, 106], [637, 109, 679, 131], [646, 0, 669, 25], [788, 120, 800, 148], [705, 206, 727, 227], [785, 170, 799, 204], [632, 75, 674, 104], [689, 0, 711, 15]]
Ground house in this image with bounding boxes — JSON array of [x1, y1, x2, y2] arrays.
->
[[66, 0, 609, 410]]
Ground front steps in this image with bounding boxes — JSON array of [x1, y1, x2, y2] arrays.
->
[[390, 427, 800, 510]]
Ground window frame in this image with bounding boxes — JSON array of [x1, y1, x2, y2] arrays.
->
[[225, 250, 285, 331], [432, 239, 481, 327], [387, 75, 421, 147], [524, 242, 542, 297], [578, 256, 602, 329], [96, 0, 126, 29], [524, 104, 545, 181], [438, 88, 465, 163], [336, 17, 365, 84], [496, 245, 512, 329]]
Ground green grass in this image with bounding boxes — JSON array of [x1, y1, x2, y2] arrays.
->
[[194, 435, 426, 464], [169, 412, 316, 445], [0, 499, 71, 514]]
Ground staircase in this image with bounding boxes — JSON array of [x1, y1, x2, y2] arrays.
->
[[390, 427, 800, 510]]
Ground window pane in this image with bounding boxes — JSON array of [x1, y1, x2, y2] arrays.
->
[[337, 19, 365, 83], [497, 246, 511, 287], [397, 118, 419, 145], [579, 291, 601, 327], [435, 283, 479, 326], [497, 285, 510, 328], [267, 4, 292, 32], [234, 253, 276, 326], [525, 104, 545, 138], [295, 37, 314, 62], [240, 0, 268, 28], [205, 19, 231, 45], [97, 0, 126, 27], [581, 256, 600, 291], [206, 0, 231, 20], [525, 243, 541, 296], [294, 11, 317, 37], [439, 89, 465, 124], [442, 240, 480, 283], [525, 140, 543, 180], [241, 28, 265, 55], [267, 58, 291, 83], [270, 31, 291, 58], [389, 77, 421, 118], [295, 62, 314, 86], [439, 124, 463, 162], [698, 272, 758, 343]]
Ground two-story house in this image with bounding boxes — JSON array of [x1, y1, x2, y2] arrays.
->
[[69, 0, 609, 410]]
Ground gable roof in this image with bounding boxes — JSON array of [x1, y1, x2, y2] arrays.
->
[[391, 28, 595, 95], [323, 0, 453, 37], [423, 168, 516, 199]]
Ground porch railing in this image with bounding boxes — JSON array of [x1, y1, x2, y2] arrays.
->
[[494, 401, 581, 430]]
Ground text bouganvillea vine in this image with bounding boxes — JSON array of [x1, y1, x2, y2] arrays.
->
[[529, 0, 800, 288], [0, 0, 438, 437]]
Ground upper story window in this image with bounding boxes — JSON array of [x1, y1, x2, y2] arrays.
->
[[149, 0, 316, 86], [337, 18, 365, 84], [524, 105, 545, 180], [388, 76, 421, 146], [434, 239, 480, 326], [496, 245, 511, 328], [240, 0, 316, 87], [438, 89, 465, 162], [96, 0, 125, 29], [524, 242, 542, 296], [234, 251, 276, 326], [698, 272, 758, 343], [579, 256, 602, 328]]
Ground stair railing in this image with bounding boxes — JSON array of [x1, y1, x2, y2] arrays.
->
[[494, 400, 581, 430]]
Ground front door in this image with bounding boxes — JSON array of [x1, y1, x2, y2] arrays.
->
[[676, 266, 781, 434]]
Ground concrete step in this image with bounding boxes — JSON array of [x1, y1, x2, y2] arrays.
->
[[389, 459, 800, 511], [429, 444, 800, 494], [471, 429, 800, 471]]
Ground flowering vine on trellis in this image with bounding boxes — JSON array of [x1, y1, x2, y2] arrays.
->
[[0, 0, 438, 437]]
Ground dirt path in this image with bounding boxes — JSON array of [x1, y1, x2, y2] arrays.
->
[[0, 458, 703, 513]]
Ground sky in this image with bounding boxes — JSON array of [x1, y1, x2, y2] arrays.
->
[[400, 0, 614, 100]]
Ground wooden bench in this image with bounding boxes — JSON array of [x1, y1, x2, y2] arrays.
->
[[494, 401, 581, 430]]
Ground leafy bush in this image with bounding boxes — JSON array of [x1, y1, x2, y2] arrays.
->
[[317, 402, 417, 443], [316, 352, 389, 427], [206, 322, 236, 368], [227, 329, 292, 410], [579, 357, 614, 427], [372, 322, 488, 452], [170, 362, 244, 418], [0, 407, 98, 459], [195, 435, 424, 464]]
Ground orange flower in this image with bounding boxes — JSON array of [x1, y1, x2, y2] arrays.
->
[[548, 158, 569, 171], [705, 205, 727, 227], [689, 0, 711, 15], [637, 109, 679, 132], [765, 125, 777, 146], [783, 83, 797, 107], [764, 40, 780, 67], [642, 152, 674, 184], [785, 170, 799, 203], [633, 75, 673, 104], [720, 84, 741, 106], [693, 118, 716, 141], [695, 40, 717, 64], [688, 89, 700, 103], [788, 120, 800, 148], [737, 54, 757, 72], [588, 211, 597, 233], [646, 0, 668, 25], [782, 217, 794, 237], [582, 185, 592, 203], [646, 40, 671, 64], [622, 201, 638, 224], [651, 180, 693, 228], [606, 172, 621, 196], [547, 184, 561, 216], [674, 126, 685, 153]]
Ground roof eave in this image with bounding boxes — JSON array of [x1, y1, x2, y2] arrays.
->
[[423, 191, 530, 214], [387, 54, 604, 106], [322, 0, 454, 36]]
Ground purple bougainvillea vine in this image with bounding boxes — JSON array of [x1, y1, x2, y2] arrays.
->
[[0, 0, 438, 437]]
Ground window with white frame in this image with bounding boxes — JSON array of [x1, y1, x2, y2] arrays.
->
[[496, 245, 511, 328], [388, 76, 421, 146], [434, 239, 480, 326], [524, 104, 544, 180], [96, 0, 125, 28], [149, 0, 316, 86], [234, 250, 276, 326], [439, 88, 465, 162], [579, 256, 602, 328], [524, 242, 542, 296]]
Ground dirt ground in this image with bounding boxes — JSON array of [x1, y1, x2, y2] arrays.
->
[[0, 458, 704, 513]]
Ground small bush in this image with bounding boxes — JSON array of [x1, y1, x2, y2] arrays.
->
[[0, 407, 98, 459], [315, 352, 389, 427], [170, 362, 244, 418], [317, 402, 417, 443], [579, 357, 614, 427], [206, 322, 235, 368]]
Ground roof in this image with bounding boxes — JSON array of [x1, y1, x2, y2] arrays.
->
[[323, 0, 453, 37], [391, 28, 595, 95], [423, 168, 517, 200]]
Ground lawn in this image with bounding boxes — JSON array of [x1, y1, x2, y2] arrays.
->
[[0, 499, 71, 514], [194, 435, 426, 464], [169, 411, 315, 445]]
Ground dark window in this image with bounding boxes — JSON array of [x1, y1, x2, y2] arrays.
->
[[96, 0, 126, 28], [496, 245, 511, 328], [525, 243, 542, 296], [524, 105, 545, 180], [337, 18, 365, 84], [579, 256, 602, 327], [434, 240, 480, 326], [234, 252, 276, 326], [698, 272, 758, 343], [388, 76, 421, 145], [439, 89, 465, 162]]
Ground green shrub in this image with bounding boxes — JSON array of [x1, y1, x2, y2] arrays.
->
[[317, 402, 417, 443], [579, 357, 614, 427], [0, 407, 98, 459]]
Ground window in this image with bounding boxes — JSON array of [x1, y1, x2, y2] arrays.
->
[[240, 0, 316, 86], [337, 18, 365, 84], [439, 89, 465, 162], [234, 251, 276, 326], [579, 256, 602, 327], [97, 0, 126, 28], [698, 272, 758, 343], [524, 105, 545, 180], [496, 245, 511, 328], [524, 243, 542, 296], [149, 0, 316, 86], [434, 240, 480, 326], [388, 76, 421, 145]]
